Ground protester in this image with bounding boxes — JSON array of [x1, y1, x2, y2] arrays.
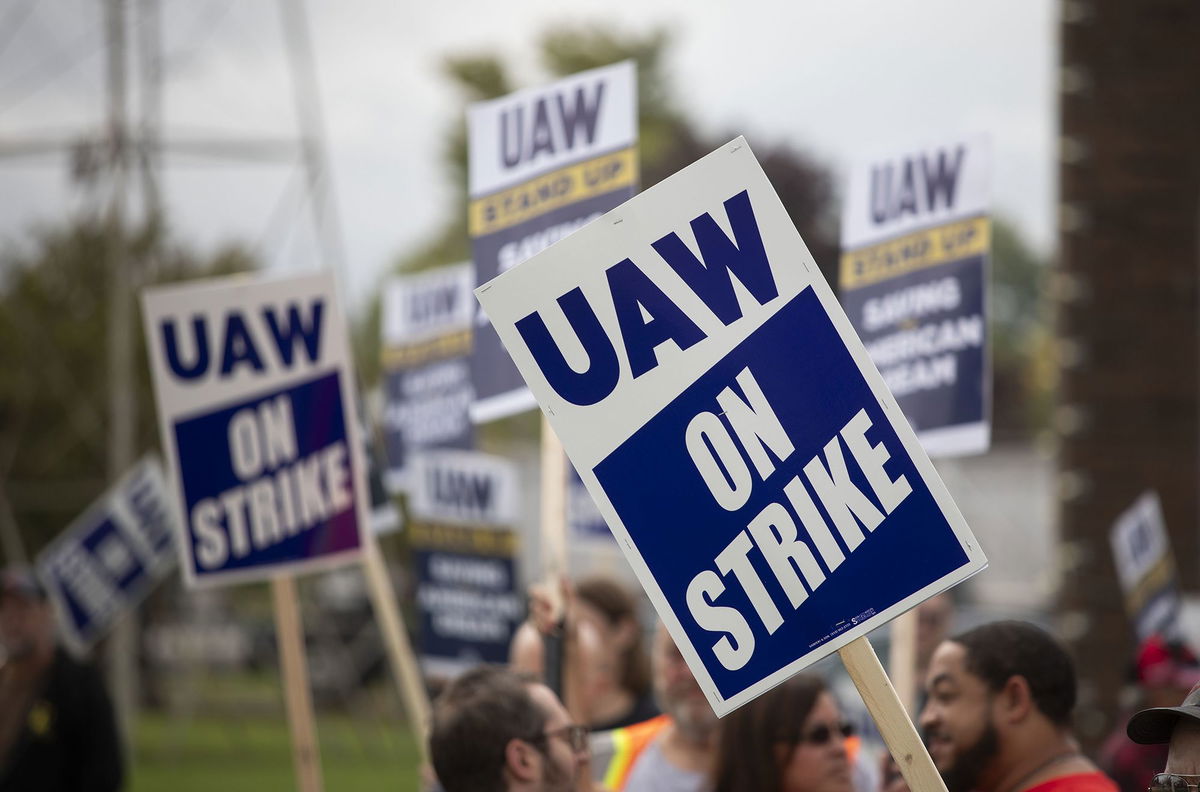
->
[[0, 566, 123, 792], [712, 672, 855, 792], [1126, 681, 1200, 782], [616, 622, 718, 792], [429, 664, 591, 792], [1100, 635, 1200, 792], [573, 577, 659, 730], [919, 620, 1117, 792], [511, 576, 658, 732]]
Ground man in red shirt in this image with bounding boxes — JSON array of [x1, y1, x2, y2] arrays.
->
[[920, 621, 1117, 792]]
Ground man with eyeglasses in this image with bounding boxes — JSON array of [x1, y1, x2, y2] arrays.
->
[[919, 621, 1117, 792], [1126, 682, 1200, 792], [429, 664, 591, 792]]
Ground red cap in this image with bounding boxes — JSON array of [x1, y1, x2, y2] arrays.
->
[[1137, 635, 1200, 689]]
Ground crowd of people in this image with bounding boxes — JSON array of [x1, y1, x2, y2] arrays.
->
[[5, 559, 1200, 792], [428, 576, 1200, 792]]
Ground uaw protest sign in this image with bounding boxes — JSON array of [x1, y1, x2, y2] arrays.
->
[[143, 271, 367, 587], [476, 139, 987, 715], [37, 456, 177, 654], [380, 263, 476, 493], [840, 136, 991, 457], [468, 60, 637, 423], [1110, 491, 1181, 642]]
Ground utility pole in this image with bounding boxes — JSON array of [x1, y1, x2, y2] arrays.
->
[[104, 0, 138, 758]]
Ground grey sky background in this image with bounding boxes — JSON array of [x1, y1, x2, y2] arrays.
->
[[0, 0, 1057, 313]]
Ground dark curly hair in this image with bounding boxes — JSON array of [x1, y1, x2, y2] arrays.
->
[[953, 620, 1076, 727]]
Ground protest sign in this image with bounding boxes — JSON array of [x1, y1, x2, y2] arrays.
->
[[475, 138, 987, 716], [407, 450, 522, 677], [380, 264, 475, 492], [840, 136, 990, 457], [142, 270, 367, 587], [1110, 491, 1181, 642], [468, 60, 638, 423], [36, 456, 177, 654]]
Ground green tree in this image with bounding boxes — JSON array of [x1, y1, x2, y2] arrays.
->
[[0, 217, 258, 559], [354, 24, 839, 386], [990, 218, 1053, 440]]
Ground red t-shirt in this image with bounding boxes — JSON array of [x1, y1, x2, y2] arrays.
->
[[1026, 772, 1121, 792]]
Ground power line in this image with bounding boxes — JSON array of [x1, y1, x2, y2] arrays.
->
[[0, 0, 37, 61]]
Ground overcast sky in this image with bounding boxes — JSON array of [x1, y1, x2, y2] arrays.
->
[[0, 0, 1057, 314]]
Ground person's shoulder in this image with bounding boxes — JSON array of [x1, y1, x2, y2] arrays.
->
[[1030, 771, 1120, 792]]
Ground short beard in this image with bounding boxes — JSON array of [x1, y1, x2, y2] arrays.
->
[[539, 747, 574, 792], [941, 720, 1000, 792]]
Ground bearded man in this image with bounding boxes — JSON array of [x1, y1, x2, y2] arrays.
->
[[920, 621, 1116, 792]]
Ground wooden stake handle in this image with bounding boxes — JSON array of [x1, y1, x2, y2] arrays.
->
[[361, 535, 432, 761], [839, 636, 947, 792], [888, 609, 919, 714], [272, 575, 324, 792], [539, 414, 568, 613]]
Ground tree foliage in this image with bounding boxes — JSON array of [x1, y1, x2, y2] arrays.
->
[[354, 23, 839, 385], [0, 217, 258, 560]]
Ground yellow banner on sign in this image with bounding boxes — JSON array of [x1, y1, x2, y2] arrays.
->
[[381, 329, 472, 370], [469, 147, 638, 237], [410, 522, 517, 557], [840, 217, 991, 290]]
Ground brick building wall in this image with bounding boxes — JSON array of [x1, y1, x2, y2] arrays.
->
[[1056, 0, 1200, 748]]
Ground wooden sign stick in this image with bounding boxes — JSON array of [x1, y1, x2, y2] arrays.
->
[[539, 414, 569, 591], [272, 575, 324, 792], [539, 414, 582, 717], [361, 534, 432, 761], [839, 636, 948, 792], [888, 609, 919, 714]]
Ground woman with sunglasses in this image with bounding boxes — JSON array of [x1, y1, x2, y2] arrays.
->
[[712, 673, 856, 792]]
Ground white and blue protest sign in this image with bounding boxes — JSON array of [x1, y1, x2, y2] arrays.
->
[[840, 136, 991, 457], [407, 450, 522, 678], [468, 60, 638, 423], [36, 456, 178, 654], [380, 264, 475, 494], [476, 138, 987, 715], [1110, 491, 1181, 642], [142, 270, 367, 587]]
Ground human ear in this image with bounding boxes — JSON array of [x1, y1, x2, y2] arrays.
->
[[505, 738, 540, 782], [998, 676, 1034, 724]]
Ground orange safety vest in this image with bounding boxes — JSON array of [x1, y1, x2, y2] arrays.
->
[[598, 716, 863, 791], [601, 714, 671, 791]]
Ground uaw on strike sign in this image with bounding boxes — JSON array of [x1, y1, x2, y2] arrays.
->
[[476, 138, 987, 715], [143, 271, 367, 587]]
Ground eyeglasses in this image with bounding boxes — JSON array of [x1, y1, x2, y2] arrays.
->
[[538, 724, 590, 754], [1150, 774, 1200, 792], [798, 721, 856, 746]]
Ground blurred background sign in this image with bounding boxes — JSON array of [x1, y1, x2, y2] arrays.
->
[[37, 455, 177, 655]]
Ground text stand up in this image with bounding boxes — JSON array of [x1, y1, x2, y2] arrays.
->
[[839, 636, 947, 792], [272, 575, 324, 792]]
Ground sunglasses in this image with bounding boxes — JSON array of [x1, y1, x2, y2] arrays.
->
[[1150, 774, 1200, 792], [798, 721, 856, 746], [538, 724, 590, 754]]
